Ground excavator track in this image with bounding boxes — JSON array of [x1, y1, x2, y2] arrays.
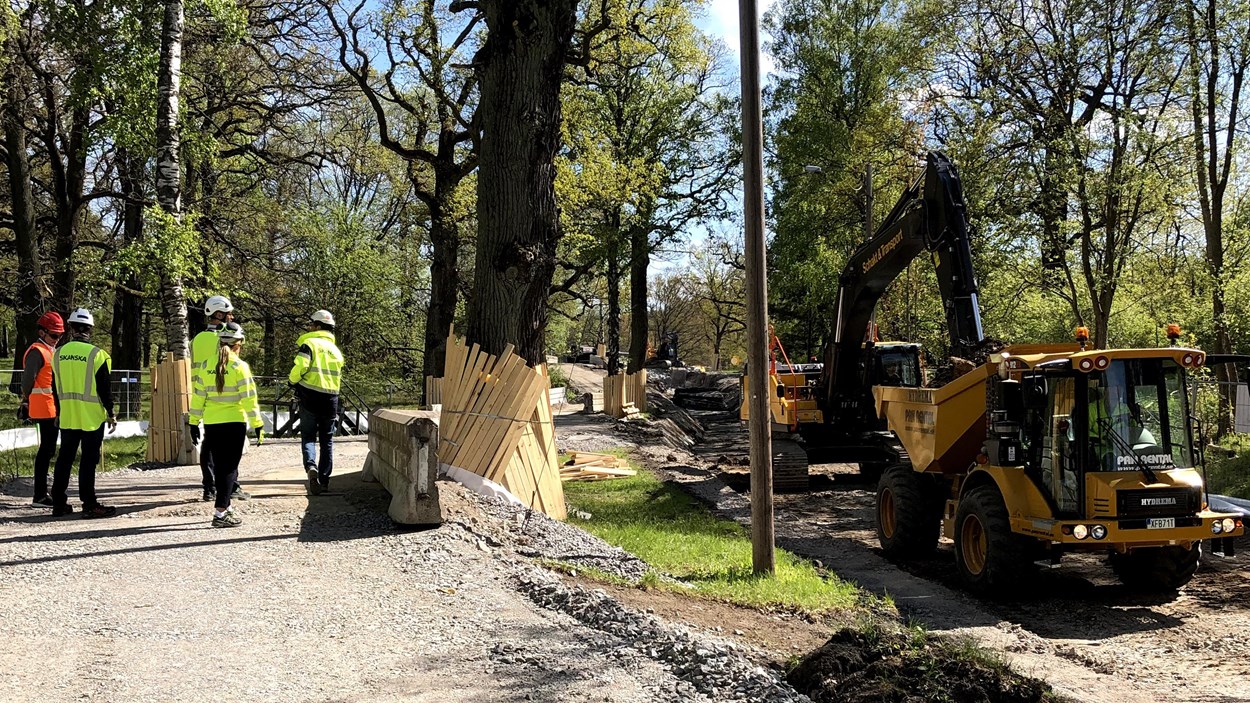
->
[[772, 436, 810, 492]]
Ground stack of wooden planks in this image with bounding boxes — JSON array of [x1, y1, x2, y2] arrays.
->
[[145, 357, 199, 465], [559, 451, 637, 482], [424, 375, 443, 408], [602, 369, 647, 418], [438, 332, 566, 519]]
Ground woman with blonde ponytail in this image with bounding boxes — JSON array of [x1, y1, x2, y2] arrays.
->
[[187, 322, 264, 527]]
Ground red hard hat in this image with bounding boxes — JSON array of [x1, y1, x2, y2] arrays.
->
[[37, 311, 64, 334]]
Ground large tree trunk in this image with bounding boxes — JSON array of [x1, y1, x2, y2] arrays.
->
[[4, 53, 44, 389], [155, 0, 190, 359], [422, 189, 459, 380], [111, 148, 146, 370], [466, 0, 577, 363], [627, 224, 649, 374], [43, 101, 88, 314], [605, 223, 621, 376]]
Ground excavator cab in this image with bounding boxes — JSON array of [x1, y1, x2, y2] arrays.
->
[[871, 343, 924, 388]]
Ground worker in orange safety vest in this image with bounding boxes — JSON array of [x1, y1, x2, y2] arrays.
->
[[19, 311, 65, 507]]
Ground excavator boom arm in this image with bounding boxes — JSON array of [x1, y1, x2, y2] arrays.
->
[[820, 151, 986, 423]]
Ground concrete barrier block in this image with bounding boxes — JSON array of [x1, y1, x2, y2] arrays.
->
[[364, 409, 442, 525]]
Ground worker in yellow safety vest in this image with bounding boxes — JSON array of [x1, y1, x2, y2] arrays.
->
[[188, 323, 264, 528], [192, 295, 248, 502], [51, 308, 118, 519], [19, 311, 65, 507], [289, 309, 344, 495]]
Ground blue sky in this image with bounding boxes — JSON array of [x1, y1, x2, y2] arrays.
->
[[696, 0, 777, 73]]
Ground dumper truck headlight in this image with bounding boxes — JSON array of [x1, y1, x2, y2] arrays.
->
[[1079, 359, 1094, 371], [1223, 518, 1237, 533], [1073, 524, 1089, 540], [1091, 525, 1107, 540], [1213, 521, 1224, 535]]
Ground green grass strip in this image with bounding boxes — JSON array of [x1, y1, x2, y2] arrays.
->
[[563, 455, 861, 614], [0, 436, 149, 481]]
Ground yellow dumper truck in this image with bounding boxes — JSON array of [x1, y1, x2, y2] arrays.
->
[[877, 337, 1244, 593]]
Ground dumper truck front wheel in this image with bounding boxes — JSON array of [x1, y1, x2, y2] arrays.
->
[[1110, 544, 1200, 593], [954, 485, 1030, 595], [876, 466, 940, 558]]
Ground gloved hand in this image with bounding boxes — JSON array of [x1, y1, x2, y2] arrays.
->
[[16, 402, 29, 422], [254, 427, 265, 445], [188, 423, 201, 444]]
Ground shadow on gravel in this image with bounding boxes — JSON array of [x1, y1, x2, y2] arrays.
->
[[295, 467, 410, 544], [0, 497, 194, 524], [0, 520, 205, 545], [0, 533, 294, 567]]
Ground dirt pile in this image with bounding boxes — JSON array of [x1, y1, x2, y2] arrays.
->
[[673, 373, 741, 411], [787, 628, 1057, 703]]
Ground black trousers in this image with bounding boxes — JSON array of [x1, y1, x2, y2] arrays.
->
[[200, 427, 241, 494], [33, 418, 58, 500], [52, 425, 104, 509], [205, 422, 247, 511]]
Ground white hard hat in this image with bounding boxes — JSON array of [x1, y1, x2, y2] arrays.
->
[[67, 308, 95, 327], [205, 295, 234, 316], [217, 322, 246, 342], [310, 309, 335, 327]]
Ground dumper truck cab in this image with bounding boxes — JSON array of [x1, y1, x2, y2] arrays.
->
[[874, 340, 1245, 594]]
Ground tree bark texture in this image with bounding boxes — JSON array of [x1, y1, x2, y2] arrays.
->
[[422, 186, 460, 381], [627, 225, 649, 374], [4, 53, 44, 385], [466, 0, 577, 364], [155, 0, 190, 359], [111, 149, 145, 370], [606, 220, 621, 376]]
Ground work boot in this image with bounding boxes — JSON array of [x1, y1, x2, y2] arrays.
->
[[51, 504, 75, 517], [81, 504, 117, 519], [307, 467, 323, 496], [211, 512, 242, 528], [202, 489, 216, 502], [231, 487, 251, 501], [31, 496, 54, 507]]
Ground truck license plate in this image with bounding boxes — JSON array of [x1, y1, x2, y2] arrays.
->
[[1147, 518, 1176, 529]]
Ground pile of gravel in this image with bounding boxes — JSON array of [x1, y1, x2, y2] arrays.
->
[[440, 481, 651, 583], [518, 570, 812, 703]]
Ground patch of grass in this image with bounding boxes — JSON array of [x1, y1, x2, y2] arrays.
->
[[0, 436, 148, 481], [563, 455, 862, 614]]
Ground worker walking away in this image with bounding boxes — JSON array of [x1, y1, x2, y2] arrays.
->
[[19, 312, 65, 507], [50, 308, 118, 519], [193, 295, 248, 502], [188, 323, 264, 528], [289, 309, 344, 495]]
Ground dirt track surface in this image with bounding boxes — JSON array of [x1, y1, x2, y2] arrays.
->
[[689, 411, 1250, 703], [0, 437, 754, 703]]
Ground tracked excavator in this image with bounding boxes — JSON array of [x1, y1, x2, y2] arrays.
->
[[741, 151, 987, 489], [745, 151, 1245, 593]]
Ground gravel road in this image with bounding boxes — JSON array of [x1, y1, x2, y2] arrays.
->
[[0, 437, 804, 703]]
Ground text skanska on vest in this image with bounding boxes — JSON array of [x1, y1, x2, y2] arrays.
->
[[59, 354, 91, 362]]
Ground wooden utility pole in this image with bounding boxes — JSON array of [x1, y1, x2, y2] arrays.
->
[[739, 0, 775, 575]]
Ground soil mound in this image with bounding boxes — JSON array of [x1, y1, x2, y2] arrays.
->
[[788, 628, 1057, 703]]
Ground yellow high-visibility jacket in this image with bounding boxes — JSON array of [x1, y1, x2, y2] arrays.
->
[[289, 330, 344, 394], [191, 352, 263, 428]]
